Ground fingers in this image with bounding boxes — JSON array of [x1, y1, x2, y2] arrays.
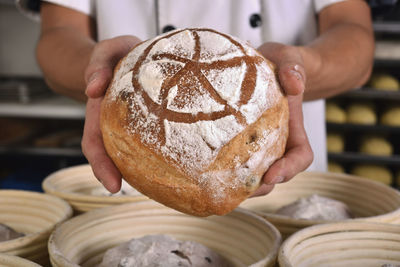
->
[[262, 94, 313, 186], [258, 42, 306, 96], [279, 62, 305, 96], [85, 67, 113, 98], [251, 184, 275, 198], [84, 35, 142, 98], [261, 141, 313, 186], [82, 98, 122, 193], [82, 36, 142, 192]]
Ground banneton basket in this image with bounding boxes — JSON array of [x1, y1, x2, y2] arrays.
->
[[48, 200, 282, 267], [278, 221, 400, 267], [42, 164, 149, 213], [0, 190, 72, 267], [240, 171, 400, 239], [0, 253, 42, 267]]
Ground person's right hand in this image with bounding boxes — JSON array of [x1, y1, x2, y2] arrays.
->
[[81, 35, 142, 193]]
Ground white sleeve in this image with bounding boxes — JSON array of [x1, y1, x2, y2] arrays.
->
[[41, 0, 95, 16], [15, 0, 95, 21], [314, 0, 347, 13]]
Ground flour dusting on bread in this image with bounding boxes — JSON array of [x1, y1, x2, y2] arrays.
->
[[101, 28, 288, 216]]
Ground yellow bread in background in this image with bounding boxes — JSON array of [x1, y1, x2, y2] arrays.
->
[[369, 73, 400, 91], [328, 161, 345, 173], [381, 106, 400, 126], [326, 102, 346, 123], [346, 102, 377, 125], [359, 135, 393, 156], [327, 133, 345, 153], [351, 164, 392, 185]]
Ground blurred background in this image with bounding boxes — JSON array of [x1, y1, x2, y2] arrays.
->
[[0, 0, 86, 191], [0, 0, 399, 191]]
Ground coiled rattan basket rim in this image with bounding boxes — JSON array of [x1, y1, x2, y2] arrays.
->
[[241, 171, 400, 224], [48, 200, 282, 267], [42, 164, 148, 203], [0, 189, 73, 249], [278, 221, 400, 267], [0, 253, 42, 267]]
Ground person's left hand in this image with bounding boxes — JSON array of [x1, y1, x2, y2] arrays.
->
[[252, 42, 314, 197]]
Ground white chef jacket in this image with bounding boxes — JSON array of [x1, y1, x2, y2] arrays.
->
[[24, 0, 347, 171]]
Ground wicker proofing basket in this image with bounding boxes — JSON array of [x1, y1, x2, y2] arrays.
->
[[278, 221, 400, 267], [48, 200, 282, 267], [0, 253, 42, 267], [42, 164, 149, 214], [0, 190, 72, 267], [240, 171, 400, 239]]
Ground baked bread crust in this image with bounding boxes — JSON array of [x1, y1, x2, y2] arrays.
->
[[101, 28, 288, 216]]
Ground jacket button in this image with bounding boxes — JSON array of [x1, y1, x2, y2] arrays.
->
[[249, 14, 262, 28], [162, 25, 176, 33]]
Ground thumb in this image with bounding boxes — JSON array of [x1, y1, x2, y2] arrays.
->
[[85, 35, 142, 98], [258, 42, 305, 96]]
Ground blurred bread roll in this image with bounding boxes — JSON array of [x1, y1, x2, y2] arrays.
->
[[369, 73, 400, 91], [381, 106, 400, 126], [359, 135, 392, 156], [351, 164, 392, 185], [100, 28, 289, 216], [346, 102, 376, 125], [327, 133, 345, 153], [328, 161, 345, 173], [326, 102, 346, 123]]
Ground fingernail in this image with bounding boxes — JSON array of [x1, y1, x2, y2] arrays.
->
[[289, 68, 305, 94], [289, 69, 303, 82], [87, 72, 99, 86], [85, 73, 99, 96], [269, 176, 285, 184]]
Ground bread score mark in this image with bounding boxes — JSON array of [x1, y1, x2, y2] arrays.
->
[[128, 28, 265, 148]]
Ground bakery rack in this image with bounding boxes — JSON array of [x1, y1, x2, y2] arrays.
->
[[326, 60, 400, 187]]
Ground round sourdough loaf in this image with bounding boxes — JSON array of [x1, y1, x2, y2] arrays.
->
[[100, 28, 289, 216]]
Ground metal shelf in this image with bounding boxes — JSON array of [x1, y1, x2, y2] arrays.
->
[[0, 146, 83, 157], [374, 22, 400, 34], [328, 152, 400, 166], [374, 59, 400, 68], [0, 96, 85, 119], [327, 122, 400, 134], [334, 87, 400, 100]]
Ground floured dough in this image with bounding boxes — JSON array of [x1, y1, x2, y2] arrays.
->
[[0, 223, 24, 242], [98, 234, 231, 267], [346, 102, 376, 125], [359, 135, 392, 156], [351, 164, 392, 185], [327, 133, 345, 153], [381, 106, 400, 126], [91, 180, 142, 196], [325, 102, 346, 123], [275, 194, 352, 221]]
